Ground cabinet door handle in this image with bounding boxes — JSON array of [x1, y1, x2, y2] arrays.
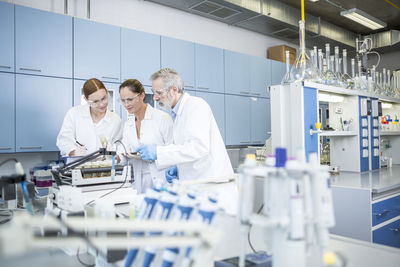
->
[[389, 227, 400, 232], [185, 85, 194, 88], [253, 141, 262, 143], [197, 86, 209, 90], [20, 67, 41, 72], [20, 146, 42, 149], [240, 141, 251, 144], [376, 210, 390, 217], [253, 93, 261, 96], [101, 76, 119, 80], [0, 65, 11, 69], [0, 147, 12, 150], [240, 91, 250, 94]]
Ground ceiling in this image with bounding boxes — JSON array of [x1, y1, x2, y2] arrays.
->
[[145, 0, 400, 54], [279, 0, 400, 34]]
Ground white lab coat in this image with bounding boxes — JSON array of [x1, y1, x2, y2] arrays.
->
[[156, 93, 234, 182], [56, 104, 123, 156], [118, 104, 173, 193]]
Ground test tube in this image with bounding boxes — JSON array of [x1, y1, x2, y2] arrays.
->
[[325, 44, 331, 71], [330, 55, 335, 72], [372, 65, 376, 84], [334, 46, 339, 73], [383, 68, 386, 88], [387, 69, 391, 89], [342, 49, 348, 75], [318, 49, 323, 72], [339, 58, 342, 74], [285, 50, 290, 73], [375, 71, 379, 87], [358, 60, 362, 78], [379, 72, 383, 87]]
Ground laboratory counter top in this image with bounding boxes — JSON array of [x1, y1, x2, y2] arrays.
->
[[330, 165, 400, 198]]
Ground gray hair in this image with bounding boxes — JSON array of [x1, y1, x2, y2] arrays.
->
[[150, 68, 185, 93]]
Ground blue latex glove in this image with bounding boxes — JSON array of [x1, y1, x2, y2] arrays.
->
[[136, 145, 157, 161], [165, 166, 178, 183]]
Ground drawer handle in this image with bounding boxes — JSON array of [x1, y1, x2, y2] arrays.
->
[[0, 147, 12, 150], [376, 210, 390, 217], [240, 91, 250, 94], [185, 85, 194, 88], [389, 227, 400, 232], [20, 67, 41, 72], [253, 93, 261, 96], [240, 141, 251, 144], [253, 141, 262, 143], [20, 146, 42, 149], [197, 86, 209, 90], [0, 65, 11, 69], [101, 76, 119, 80]]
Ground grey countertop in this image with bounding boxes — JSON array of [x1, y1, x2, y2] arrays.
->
[[330, 165, 400, 195]]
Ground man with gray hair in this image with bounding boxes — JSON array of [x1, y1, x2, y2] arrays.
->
[[136, 68, 234, 183]]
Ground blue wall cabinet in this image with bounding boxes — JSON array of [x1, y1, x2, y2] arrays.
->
[[73, 80, 122, 117], [251, 97, 270, 144], [15, 6, 72, 78], [0, 2, 14, 72], [74, 18, 120, 83], [250, 57, 271, 97], [224, 50, 250, 96], [225, 95, 251, 145], [271, 60, 286, 86], [161, 37, 195, 89], [196, 92, 225, 142], [121, 28, 160, 86], [16, 75, 72, 152], [195, 44, 224, 93], [0, 73, 15, 153]]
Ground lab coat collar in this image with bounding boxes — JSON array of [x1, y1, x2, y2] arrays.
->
[[127, 104, 154, 126], [80, 103, 113, 123], [176, 93, 190, 117]]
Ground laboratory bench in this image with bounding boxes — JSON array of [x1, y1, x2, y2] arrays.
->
[[330, 165, 400, 248]]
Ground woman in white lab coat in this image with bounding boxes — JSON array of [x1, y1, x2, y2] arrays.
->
[[57, 78, 123, 157], [118, 79, 173, 193]]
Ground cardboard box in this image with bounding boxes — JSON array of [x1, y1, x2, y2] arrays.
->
[[267, 45, 296, 64]]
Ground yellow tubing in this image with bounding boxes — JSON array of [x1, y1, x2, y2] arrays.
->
[[301, 0, 305, 21]]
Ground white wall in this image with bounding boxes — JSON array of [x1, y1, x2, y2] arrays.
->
[[2, 0, 294, 58]]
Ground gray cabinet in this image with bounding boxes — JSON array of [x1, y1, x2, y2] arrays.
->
[[195, 44, 224, 93], [15, 5, 72, 78], [0, 2, 14, 72], [271, 60, 286, 86], [196, 92, 225, 142], [225, 95, 251, 145], [74, 18, 120, 83], [251, 97, 270, 144], [0, 73, 15, 153]]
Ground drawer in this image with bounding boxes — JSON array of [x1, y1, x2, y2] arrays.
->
[[372, 195, 400, 226], [373, 218, 400, 248]]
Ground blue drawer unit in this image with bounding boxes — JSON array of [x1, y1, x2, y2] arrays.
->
[[15, 5, 72, 78], [196, 91, 225, 142], [74, 18, 120, 83], [251, 97, 270, 144], [372, 195, 400, 226], [16, 75, 72, 152], [224, 50, 250, 96], [270, 60, 286, 86], [195, 44, 224, 93], [250, 56, 270, 97], [373, 218, 400, 248], [161, 37, 195, 89], [73, 80, 122, 117], [225, 95, 250, 145], [0, 2, 14, 72], [121, 28, 160, 86], [0, 73, 15, 153]]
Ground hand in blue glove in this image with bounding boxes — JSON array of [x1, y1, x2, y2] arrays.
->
[[136, 145, 157, 161], [165, 166, 178, 183]]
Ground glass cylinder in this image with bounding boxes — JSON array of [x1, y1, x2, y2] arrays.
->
[[342, 49, 347, 75], [325, 44, 330, 71], [372, 65, 376, 83], [313, 46, 318, 69], [339, 58, 342, 74], [351, 58, 355, 78], [383, 68, 386, 88], [330, 55, 335, 72], [387, 69, 391, 89], [358, 60, 362, 77], [285, 50, 290, 73], [318, 49, 323, 72], [334, 46, 339, 73]]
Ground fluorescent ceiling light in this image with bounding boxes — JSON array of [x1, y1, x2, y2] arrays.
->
[[318, 92, 344, 103], [382, 102, 393, 109], [340, 8, 386, 30]]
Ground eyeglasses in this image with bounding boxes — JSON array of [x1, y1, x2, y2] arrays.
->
[[87, 94, 108, 107], [151, 88, 168, 97], [118, 93, 140, 105]]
